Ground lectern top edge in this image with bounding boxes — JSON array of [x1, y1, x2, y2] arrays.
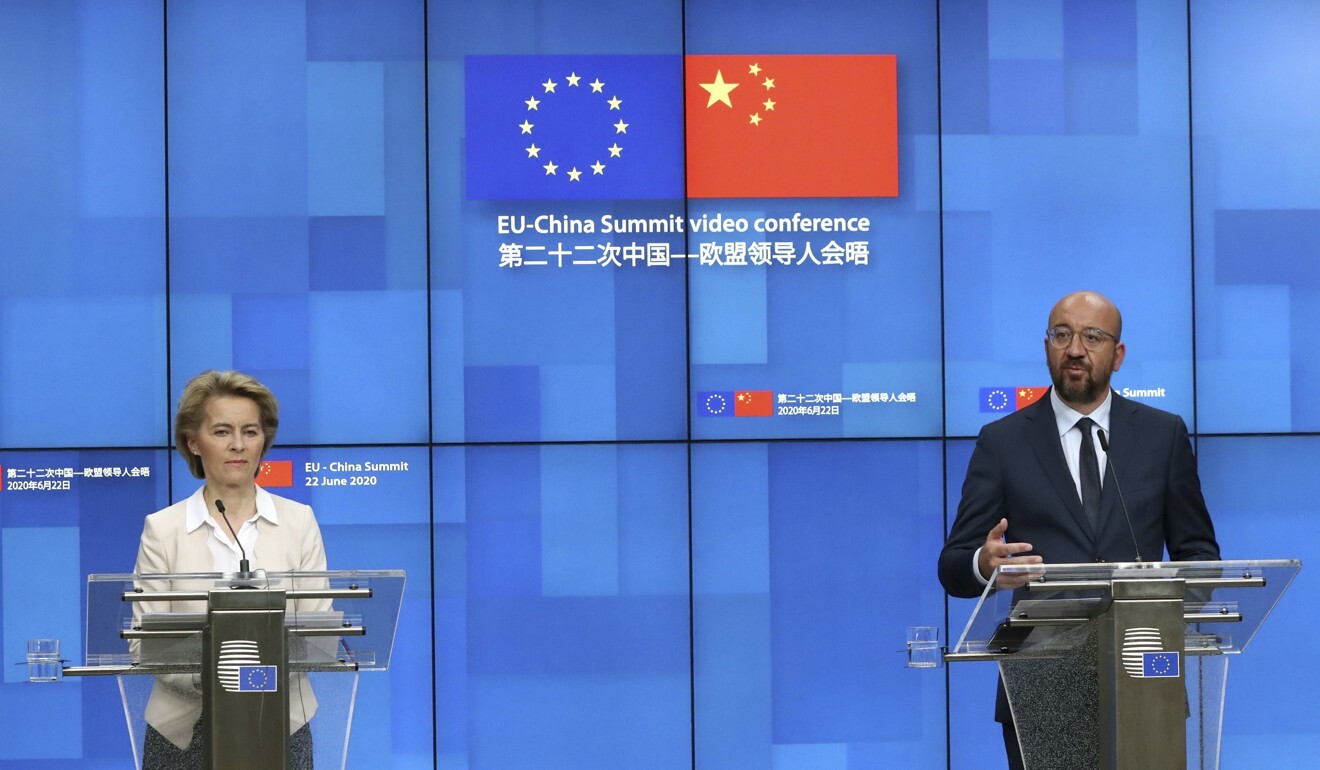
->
[[952, 558, 1301, 659]]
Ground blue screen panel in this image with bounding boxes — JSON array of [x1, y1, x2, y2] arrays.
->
[[0, 449, 169, 764], [692, 440, 947, 768], [436, 199, 689, 443], [942, 439, 1009, 769], [1196, 436, 1320, 765], [1191, 1, 1320, 433], [685, 0, 944, 441], [428, 1, 688, 443], [433, 443, 691, 769], [942, 0, 1195, 437], [0, 0, 166, 448], [166, 0, 429, 445]]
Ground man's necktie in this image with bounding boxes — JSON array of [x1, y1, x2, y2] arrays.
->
[[1077, 417, 1101, 532]]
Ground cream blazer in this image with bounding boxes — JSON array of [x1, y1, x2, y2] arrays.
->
[[133, 487, 329, 749]]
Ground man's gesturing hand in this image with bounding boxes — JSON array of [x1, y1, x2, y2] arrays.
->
[[977, 518, 1044, 587]]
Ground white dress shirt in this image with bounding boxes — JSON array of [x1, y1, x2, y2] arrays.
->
[[183, 486, 278, 573], [971, 388, 1114, 585]]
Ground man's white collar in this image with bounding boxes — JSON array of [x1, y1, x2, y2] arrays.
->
[[1050, 387, 1113, 438]]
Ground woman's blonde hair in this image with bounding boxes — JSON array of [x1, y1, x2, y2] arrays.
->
[[175, 370, 280, 479]]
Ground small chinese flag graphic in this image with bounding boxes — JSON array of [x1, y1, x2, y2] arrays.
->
[[1016, 387, 1049, 410], [685, 54, 898, 198], [256, 460, 294, 488], [734, 390, 775, 417]]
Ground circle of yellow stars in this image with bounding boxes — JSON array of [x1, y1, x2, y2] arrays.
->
[[519, 72, 627, 182], [699, 62, 777, 126]]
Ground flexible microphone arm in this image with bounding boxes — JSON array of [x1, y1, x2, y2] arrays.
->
[[214, 499, 252, 574], [1096, 429, 1144, 562]]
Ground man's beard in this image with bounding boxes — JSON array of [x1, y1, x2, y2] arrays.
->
[[1052, 359, 1108, 405]]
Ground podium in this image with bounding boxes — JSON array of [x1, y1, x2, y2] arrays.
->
[[945, 559, 1300, 770], [63, 570, 405, 770]]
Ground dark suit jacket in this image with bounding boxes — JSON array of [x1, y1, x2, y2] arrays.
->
[[938, 390, 1220, 721]]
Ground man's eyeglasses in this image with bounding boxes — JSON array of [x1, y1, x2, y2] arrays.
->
[[1045, 326, 1118, 352]]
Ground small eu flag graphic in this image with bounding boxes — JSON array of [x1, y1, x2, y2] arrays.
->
[[697, 391, 735, 417], [237, 665, 279, 692], [979, 387, 1013, 413], [1141, 652, 1180, 678]]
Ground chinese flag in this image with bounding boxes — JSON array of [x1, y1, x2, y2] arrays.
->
[[734, 390, 774, 417], [1016, 387, 1049, 410], [256, 460, 294, 488], [685, 54, 898, 198]]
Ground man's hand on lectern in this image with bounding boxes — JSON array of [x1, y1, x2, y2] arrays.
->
[[978, 518, 1044, 589]]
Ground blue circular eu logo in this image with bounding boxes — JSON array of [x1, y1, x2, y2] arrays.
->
[[245, 668, 268, 689]]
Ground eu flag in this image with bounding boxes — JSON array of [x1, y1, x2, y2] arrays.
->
[[465, 55, 684, 200], [697, 391, 735, 417], [1141, 652, 1179, 678], [979, 387, 1013, 413], [236, 665, 280, 692]]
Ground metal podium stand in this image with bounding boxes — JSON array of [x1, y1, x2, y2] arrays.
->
[[945, 559, 1300, 770], [63, 570, 405, 770]]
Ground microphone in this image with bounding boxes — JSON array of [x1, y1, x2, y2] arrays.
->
[[214, 499, 252, 575], [1096, 429, 1143, 562]]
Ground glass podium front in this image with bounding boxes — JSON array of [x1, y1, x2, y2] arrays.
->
[[946, 560, 1300, 770], [65, 570, 405, 770]]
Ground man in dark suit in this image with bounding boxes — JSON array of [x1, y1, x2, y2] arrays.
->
[[938, 290, 1220, 769]]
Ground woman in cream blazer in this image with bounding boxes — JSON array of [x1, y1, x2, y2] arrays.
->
[[134, 370, 328, 770]]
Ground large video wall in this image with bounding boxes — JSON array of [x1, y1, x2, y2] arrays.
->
[[1, 1, 1317, 768]]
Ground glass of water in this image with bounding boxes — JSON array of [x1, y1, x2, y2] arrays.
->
[[906, 626, 941, 668], [26, 638, 61, 682]]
